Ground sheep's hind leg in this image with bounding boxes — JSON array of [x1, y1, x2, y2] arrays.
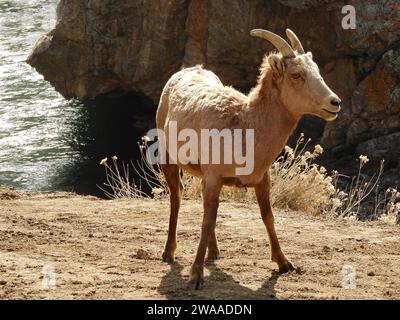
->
[[206, 230, 220, 261], [254, 173, 294, 273], [188, 174, 222, 289], [161, 164, 183, 263]]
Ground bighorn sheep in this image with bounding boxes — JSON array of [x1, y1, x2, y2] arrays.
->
[[156, 29, 341, 289]]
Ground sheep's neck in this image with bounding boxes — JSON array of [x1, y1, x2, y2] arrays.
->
[[246, 81, 300, 170]]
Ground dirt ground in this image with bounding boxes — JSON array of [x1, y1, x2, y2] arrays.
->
[[0, 191, 399, 300]]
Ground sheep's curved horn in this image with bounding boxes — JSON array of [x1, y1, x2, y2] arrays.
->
[[250, 29, 295, 58], [286, 28, 305, 54]]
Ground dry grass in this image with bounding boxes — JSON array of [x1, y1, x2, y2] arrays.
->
[[376, 187, 400, 225], [99, 135, 400, 224], [269, 135, 332, 214]]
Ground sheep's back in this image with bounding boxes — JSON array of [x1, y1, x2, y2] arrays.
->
[[158, 66, 248, 132]]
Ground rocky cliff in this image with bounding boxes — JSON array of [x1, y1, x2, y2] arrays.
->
[[28, 0, 399, 164]]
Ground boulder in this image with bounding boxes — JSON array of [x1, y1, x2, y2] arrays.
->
[[28, 0, 191, 102], [356, 132, 400, 166]]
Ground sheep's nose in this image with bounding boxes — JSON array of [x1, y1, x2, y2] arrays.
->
[[330, 98, 341, 108]]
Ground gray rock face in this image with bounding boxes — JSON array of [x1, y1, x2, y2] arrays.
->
[[28, 0, 190, 102], [356, 132, 400, 166], [28, 0, 399, 164]]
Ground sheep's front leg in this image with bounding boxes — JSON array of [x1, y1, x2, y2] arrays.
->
[[255, 172, 294, 273], [161, 164, 183, 263], [188, 174, 222, 289]]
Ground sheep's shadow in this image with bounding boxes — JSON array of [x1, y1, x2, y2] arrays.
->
[[158, 261, 280, 300]]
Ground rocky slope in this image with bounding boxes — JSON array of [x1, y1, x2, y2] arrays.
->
[[28, 0, 399, 161]]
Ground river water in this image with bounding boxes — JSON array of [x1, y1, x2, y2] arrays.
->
[[0, 0, 155, 196], [0, 0, 81, 192]]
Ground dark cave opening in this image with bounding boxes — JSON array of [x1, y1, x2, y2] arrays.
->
[[51, 90, 157, 198]]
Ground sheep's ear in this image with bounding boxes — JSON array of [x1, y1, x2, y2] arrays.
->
[[268, 55, 284, 77]]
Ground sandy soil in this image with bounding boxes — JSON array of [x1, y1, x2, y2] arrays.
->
[[0, 191, 399, 300]]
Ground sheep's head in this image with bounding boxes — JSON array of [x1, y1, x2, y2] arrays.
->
[[251, 29, 341, 121]]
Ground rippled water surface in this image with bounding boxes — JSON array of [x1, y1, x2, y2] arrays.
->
[[0, 1, 155, 195], [0, 0, 88, 192]]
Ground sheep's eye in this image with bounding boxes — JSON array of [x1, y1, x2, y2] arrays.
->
[[291, 73, 302, 80]]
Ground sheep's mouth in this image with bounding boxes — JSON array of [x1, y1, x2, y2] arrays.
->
[[322, 108, 339, 117], [321, 108, 339, 121]]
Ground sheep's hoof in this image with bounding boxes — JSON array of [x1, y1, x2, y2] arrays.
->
[[187, 276, 204, 290], [206, 250, 220, 261], [162, 252, 175, 264], [278, 260, 295, 274]]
